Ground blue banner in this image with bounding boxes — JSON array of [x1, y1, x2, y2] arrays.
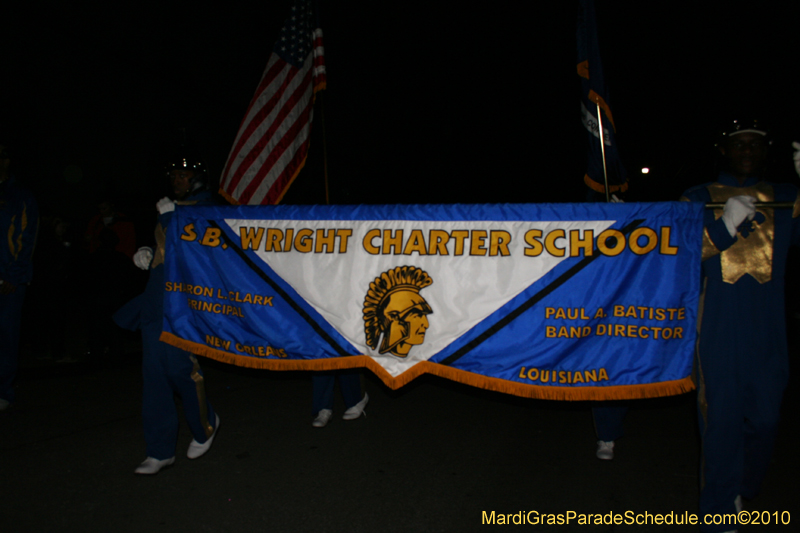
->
[[161, 202, 703, 400]]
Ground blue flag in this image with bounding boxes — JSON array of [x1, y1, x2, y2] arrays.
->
[[577, 0, 628, 196]]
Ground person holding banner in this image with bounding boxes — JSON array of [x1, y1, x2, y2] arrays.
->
[[118, 154, 220, 475], [0, 142, 38, 411], [681, 120, 800, 532]]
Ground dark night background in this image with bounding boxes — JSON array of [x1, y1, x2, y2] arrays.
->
[[3, 1, 800, 223], [3, 3, 800, 530]]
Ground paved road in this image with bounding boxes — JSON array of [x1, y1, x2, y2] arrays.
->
[[2, 335, 798, 532]]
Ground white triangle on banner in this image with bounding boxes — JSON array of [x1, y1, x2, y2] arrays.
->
[[224, 218, 615, 377]]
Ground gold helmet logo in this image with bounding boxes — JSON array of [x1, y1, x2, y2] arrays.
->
[[363, 266, 433, 358]]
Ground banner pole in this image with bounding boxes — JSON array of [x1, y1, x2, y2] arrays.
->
[[705, 202, 794, 209], [320, 92, 330, 205], [595, 101, 610, 202]]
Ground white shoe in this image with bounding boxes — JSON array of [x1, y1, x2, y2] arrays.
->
[[187, 414, 220, 459], [134, 456, 175, 475], [596, 440, 614, 460], [0, 398, 9, 411], [342, 393, 369, 420], [312, 409, 333, 428]]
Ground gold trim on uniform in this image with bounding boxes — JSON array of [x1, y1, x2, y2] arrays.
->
[[189, 354, 214, 438], [707, 182, 775, 284], [7, 214, 17, 259], [793, 190, 800, 219], [151, 223, 166, 269], [680, 195, 722, 262], [701, 227, 720, 262]]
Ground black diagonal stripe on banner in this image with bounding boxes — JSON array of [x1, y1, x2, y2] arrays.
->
[[440, 219, 644, 366], [207, 220, 351, 357]]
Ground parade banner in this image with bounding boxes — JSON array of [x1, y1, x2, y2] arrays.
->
[[161, 202, 704, 400]]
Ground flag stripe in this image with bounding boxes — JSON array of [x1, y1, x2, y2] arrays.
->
[[223, 60, 300, 194], [243, 67, 314, 194], [248, 120, 312, 205], [220, 55, 287, 189], [233, 64, 314, 203]]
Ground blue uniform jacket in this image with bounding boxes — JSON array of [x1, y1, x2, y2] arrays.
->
[[681, 172, 800, 379], [0, 176, 38, 286]]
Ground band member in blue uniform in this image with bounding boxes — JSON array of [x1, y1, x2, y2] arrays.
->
[[118, 154, 219, 474], [0, 142, 38, 411], [681, 120, 800, 532]]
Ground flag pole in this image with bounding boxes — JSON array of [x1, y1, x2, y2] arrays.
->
[[320, 92, 330, 205], [595, 101, 611, 202], [705, 202, 794, 209]]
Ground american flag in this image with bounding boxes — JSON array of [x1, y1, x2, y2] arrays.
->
[[220, 0, 326, 205]]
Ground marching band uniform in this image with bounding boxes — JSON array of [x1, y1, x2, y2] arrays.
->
[[681, 172, 800, 529], [138, 189, 218, 462], [0, 175, 38, 407], [116, 160, 219, 473]]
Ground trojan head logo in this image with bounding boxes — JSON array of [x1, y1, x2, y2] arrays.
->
[[363, 266, 433, 358]]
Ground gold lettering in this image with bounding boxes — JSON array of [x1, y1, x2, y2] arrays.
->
[[294, 228, 313, 253], [544, 229, 566, 257], [265, 228, 284, 252], [524, 229, 544, 257], [283, 228, 294, 252], [597, 229, 625, 256], [239, 227, 264, 249], [660, 226, 679, 255], [451, 230, 469, 256], [201, 227, 221, 247], [629, 227, 658, 255], [470, 230, 488, 256], [363, 229, 380, 255], [570, 229, 594, 257], [336, 229, 352, 253], [403, 230, 427, 255], [181, 223, 197, 242], [489, 230, 511, 257], [315, 229, 336, 253], [428, 230, 449, 255], [382, 229, 403, 255]]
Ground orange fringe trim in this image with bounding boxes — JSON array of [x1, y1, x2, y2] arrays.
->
[[160, 332, 695, 401], [584, 174, 629, 195]]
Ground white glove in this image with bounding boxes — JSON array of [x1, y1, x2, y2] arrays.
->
[[156, 197, 175, 215], [133, 247, 154, 270], [722, 195, 757, 237], [792, 141, 800, 178]]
